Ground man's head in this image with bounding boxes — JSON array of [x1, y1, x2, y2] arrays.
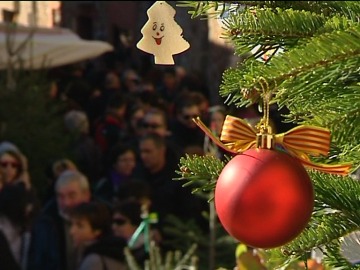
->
[[105, 72, 121, 90], [106, 93, 127, 120], [142, 108, 169, 137], [64, 110, 90, 135], [175, 96, 201, 129], [162, 67, 178, 91], [123, 69, 141, 93], [139, 133, 166, 174], [55, 170, 91, 219]]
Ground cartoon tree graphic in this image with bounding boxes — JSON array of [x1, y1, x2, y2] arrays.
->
[[137, 1, 190, 65]]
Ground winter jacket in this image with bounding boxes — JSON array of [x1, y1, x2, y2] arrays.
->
[[0, 229, 21, 270], [27, 200, 62, 270], [78, 236, 127, 270]]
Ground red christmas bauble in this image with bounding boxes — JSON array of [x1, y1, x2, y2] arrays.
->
[[215, 148, 314, 249]]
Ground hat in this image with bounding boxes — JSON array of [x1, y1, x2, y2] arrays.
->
[[0, 141, 20, 155]]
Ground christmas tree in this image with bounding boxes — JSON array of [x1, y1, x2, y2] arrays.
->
[[174, 1, 360, 269], [0, 69, 74, 199]]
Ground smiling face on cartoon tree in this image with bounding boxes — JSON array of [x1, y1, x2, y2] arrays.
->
[[152, 22, 165, 45], [136, 1, 190, 65]]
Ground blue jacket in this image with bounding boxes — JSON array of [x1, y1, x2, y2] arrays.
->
[[27, 199, 63, 270]]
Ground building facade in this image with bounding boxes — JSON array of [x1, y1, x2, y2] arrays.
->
[[0, 1, 61, 27]]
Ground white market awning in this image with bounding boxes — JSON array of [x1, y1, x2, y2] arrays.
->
[[0, 23, 113, 70]]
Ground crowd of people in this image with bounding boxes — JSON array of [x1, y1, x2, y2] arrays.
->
[[0, 53, 240, 270]]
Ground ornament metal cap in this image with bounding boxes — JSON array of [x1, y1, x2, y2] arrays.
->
[[256, 133, 274, 149], [256, 121, 274, 149]]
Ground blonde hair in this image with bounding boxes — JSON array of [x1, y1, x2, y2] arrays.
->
[[52, 159, 78, 179]]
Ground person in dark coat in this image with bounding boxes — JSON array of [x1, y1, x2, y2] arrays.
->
[[93, 143, 137, 205], [64, 110, 103, 185], [27, 170, 92, 270], [0, 183, 39, 270], [0, 230, 21, 270], [93, 93, 129, 158], [169, 93, 205, 152], [134, 133, 208, 243]]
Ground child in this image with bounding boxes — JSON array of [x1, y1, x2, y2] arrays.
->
[[69, 201, 127, 270]]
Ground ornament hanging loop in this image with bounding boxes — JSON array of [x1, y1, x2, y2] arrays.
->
[[256, 77, 274, 149]]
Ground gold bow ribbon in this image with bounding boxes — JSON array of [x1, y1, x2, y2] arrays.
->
[[194, 115, 351, 175]]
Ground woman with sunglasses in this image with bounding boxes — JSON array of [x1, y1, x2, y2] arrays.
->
[[0, 149, 31, 191], [111, 199, 162, 266]]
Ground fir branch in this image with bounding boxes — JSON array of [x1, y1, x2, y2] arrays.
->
[[174, 243, 198, 269], [223, 8, 327, 45], [176, 1, 360, 20], [223, 8, 357, 58], [260, 1, 360, 19], [297, 216, 352, 253], [174, 154, 226, 196], [278, 79, 360, 158], [176, 1, 243, 19], [264, 214, 357, 269], [265, 26, 360, 89], [219, 60, 263, 107], [163, 215, 209, 248], [312, 172, 360, 215], [321, 242, 359, 270], [281, 84, 360, 125], [220, 25, 360, 108], [276, 59, 360, 114], [124, 247, 142, 270]]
